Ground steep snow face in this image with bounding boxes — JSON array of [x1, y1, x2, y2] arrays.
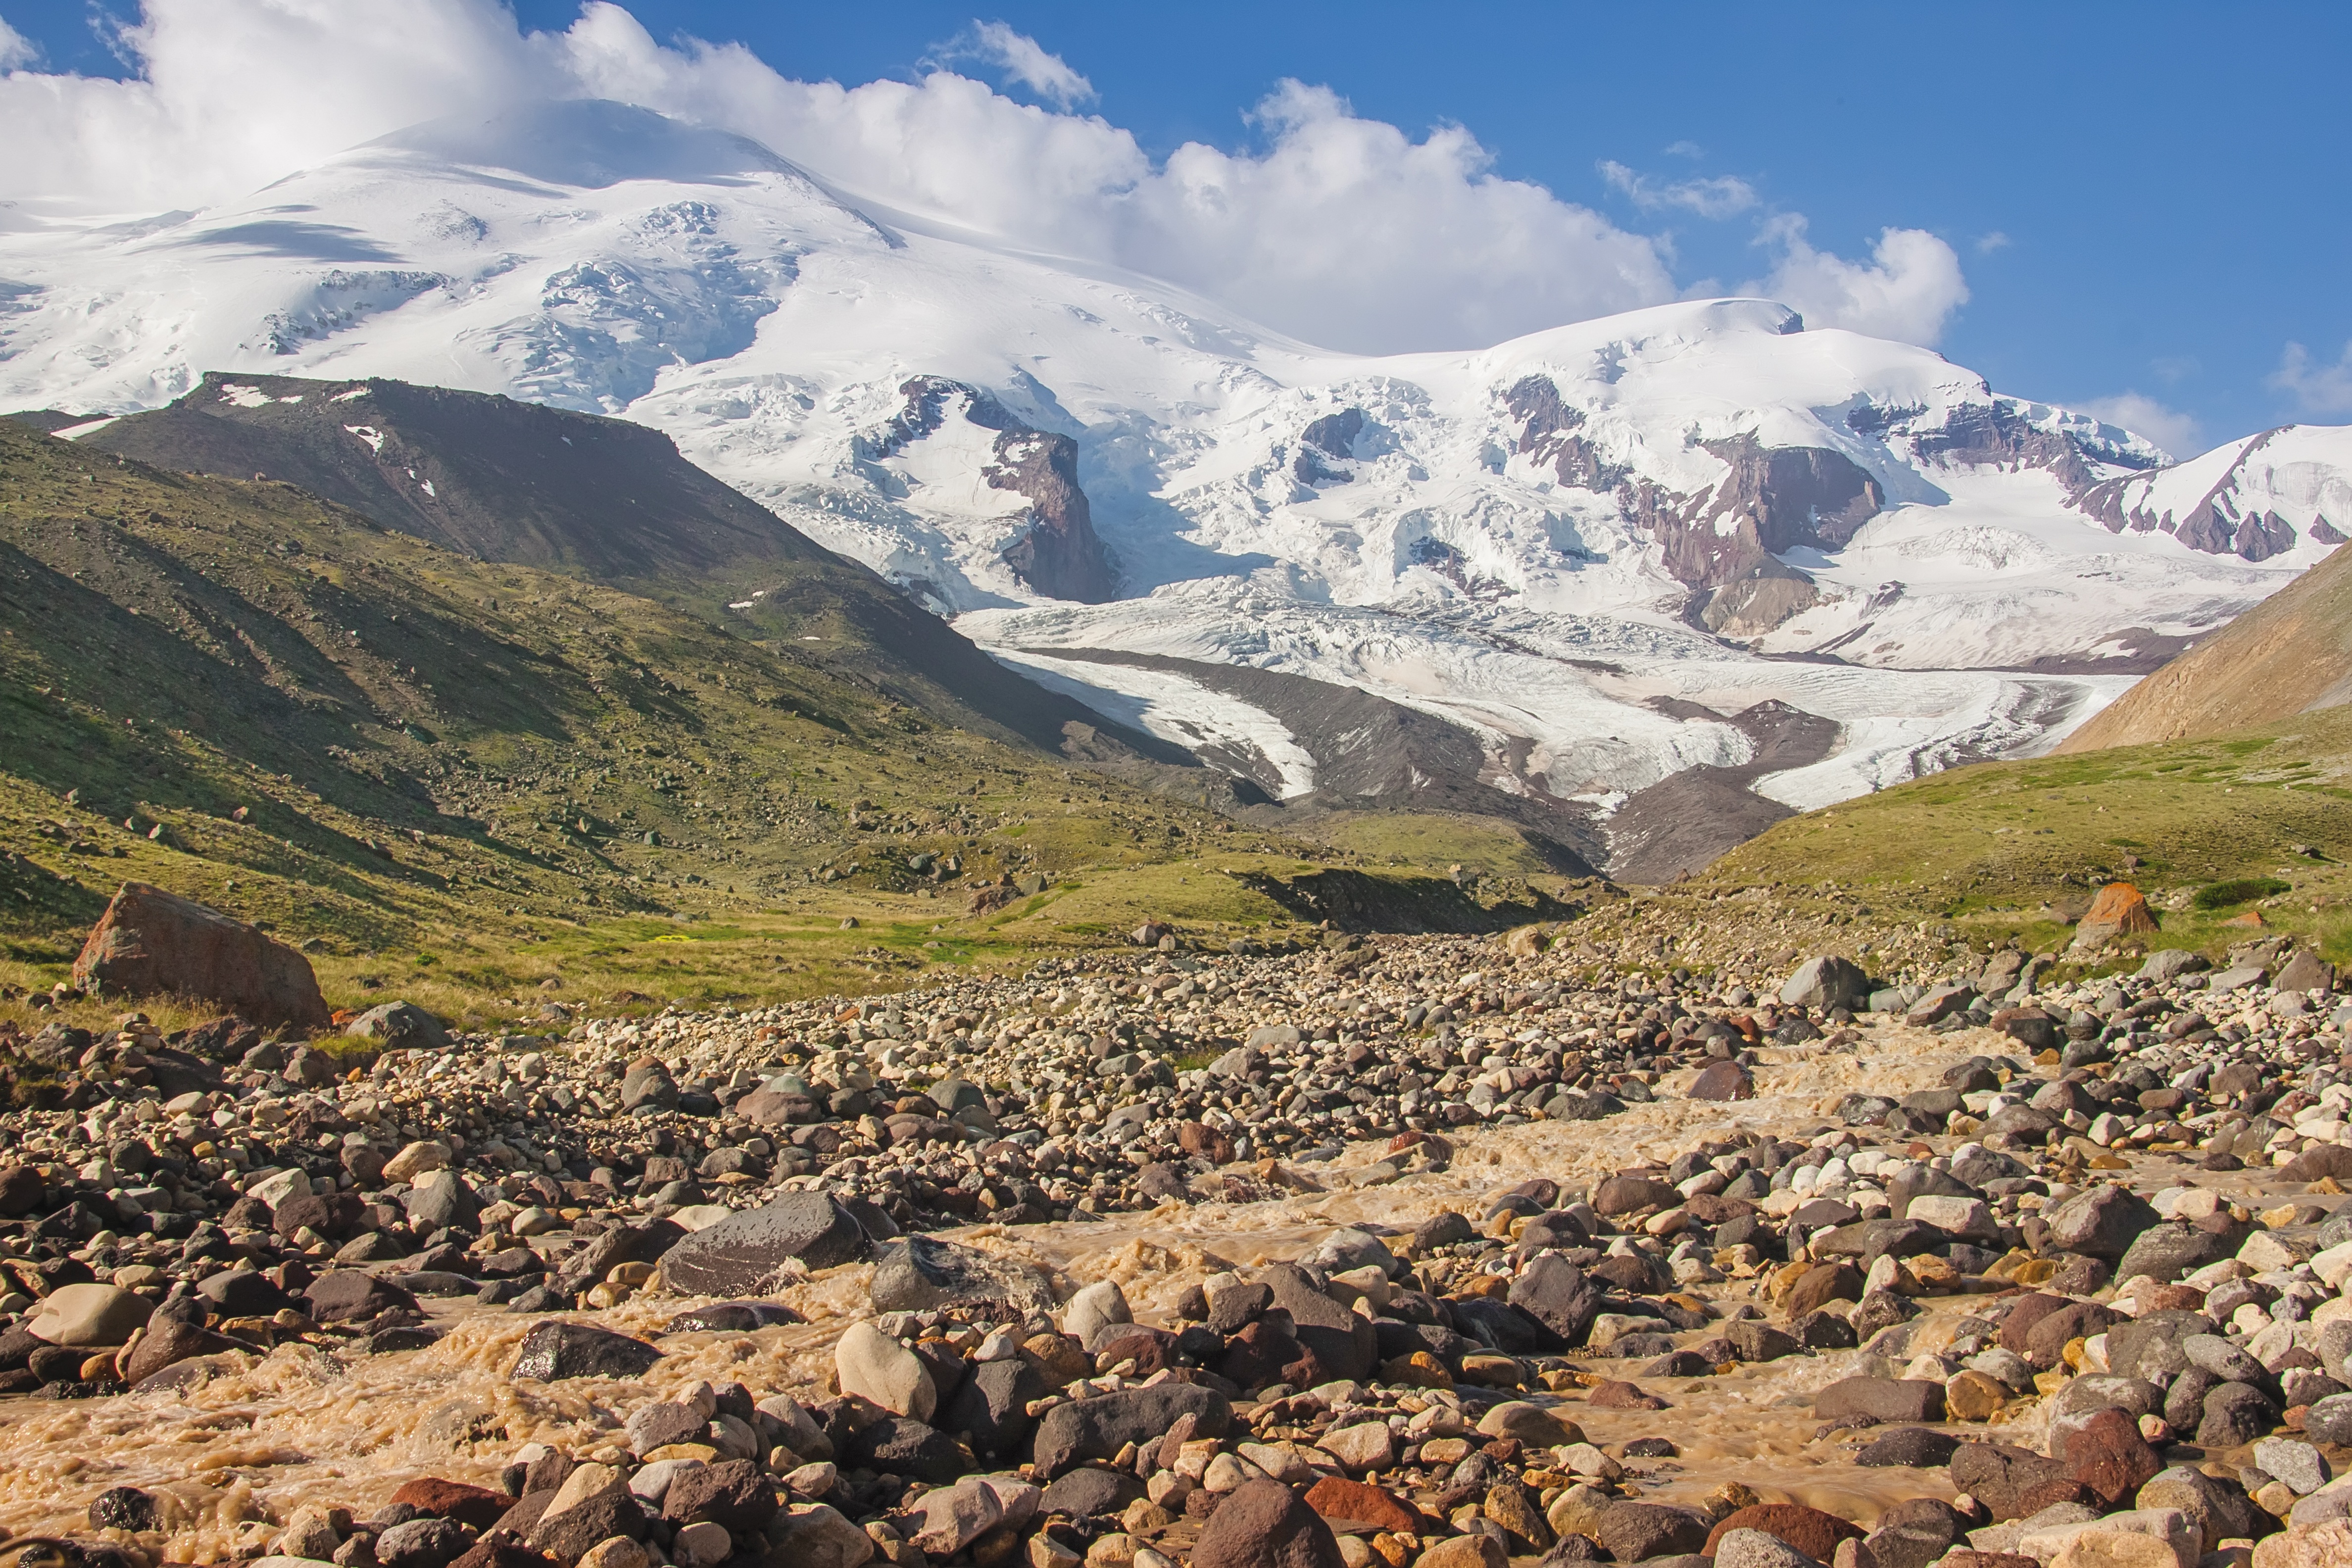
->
[[3, 99, 2350, 828]]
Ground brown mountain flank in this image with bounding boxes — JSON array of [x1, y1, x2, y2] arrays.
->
[[2058, 537, 2352, 751]]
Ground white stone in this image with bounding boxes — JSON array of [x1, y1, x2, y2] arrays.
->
[[629, 1459, 704, 1502], [25, 1282, 152, 1348], [381, 1141, 449, 1182], [673, 1521, 732, 1568], [246, 1166, 311, 1207], [1907, 1194, 1996, 1238], [2254, 1437, 2331, 1496], [1318, 1421, 1395, 1472], [2311, 1240, 2352, 1291], [834, 1322, 937, 1421], [1063, 1281, 1131, 1348], [908, 1479, 1002, 1556], [2018, 1507, 2195, 1568]]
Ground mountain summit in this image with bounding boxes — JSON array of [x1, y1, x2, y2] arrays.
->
[[4, 99, 2350, 869]]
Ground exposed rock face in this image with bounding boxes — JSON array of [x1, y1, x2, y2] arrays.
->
[[1293, 409, 1368, 487], [71, 882, 329, 1028], [882, 377, 1116, 603], [1508, 376, 1885, 626], [2078, 428, 2306, 561]]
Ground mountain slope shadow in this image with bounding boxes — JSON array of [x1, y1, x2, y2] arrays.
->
[[82, 371, 1168, 760]]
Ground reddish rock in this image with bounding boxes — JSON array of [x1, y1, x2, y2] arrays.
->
[[448, 1545, 559, 1568], [1996, 1294, 2072, 1356], [1683, 1192, 1758, 1225], [1191, 1477, 1345, 1568], [0, 1167, 45, 1218], [1787, 1262, 1865, 1319], [1704, 1503, 1866, 1562], [2071, 882, 2159, 950], [1303, 1478, 1420, 1535], [72, 882, 328, 1028], [1591, 1175, 1679, 1216], [2023, 1302, 2122, 1370], [1178, 1121, 1237, 1165], [121, 1316, 241, 1385], [1586, 1379, 1667, 1410], [1214, 1318, 1302, 1391], [662, 1459, 778, 1535], [1949, 1441, 2091, 1521], [1688, 1061, 1756, 1101], [2280, 1144, 2352, 1182], [2060, 1406, 2161, 1506], [392, 1479, 514, 1532]]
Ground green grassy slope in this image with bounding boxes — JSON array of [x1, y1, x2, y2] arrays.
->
[[0, 422, 1335, 1029], [1697, 704, 2352, 967]]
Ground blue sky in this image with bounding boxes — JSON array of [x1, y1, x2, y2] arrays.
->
[[6, 0, 2347, 451]]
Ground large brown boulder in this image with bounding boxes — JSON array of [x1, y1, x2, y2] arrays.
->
[[73, 882, 328, 1028], [1192, 1478, 1345, 1568], [2070, 882, 2159, 952]]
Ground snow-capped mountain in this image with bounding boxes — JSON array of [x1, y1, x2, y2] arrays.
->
[[4, 100, 2349, 867]]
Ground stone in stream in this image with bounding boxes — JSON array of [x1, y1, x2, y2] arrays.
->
[[2044, 1186, 2158, 1260], [25, 1282, 151, 1347], [1713, 1531, 1823, 1568], [1780, 955, 1869, 1012], [869, 1236, 1051, 1314], [656, 1193, 872, 1293], [1594, 1500, 1710, 1562], [305, 1271, 417, 1323], [1815, 1377, 1945, 1424], [1704, 1503, 1865, 1563], [510, 1322, 662, 1382], [833, 1321, 936, 1421]]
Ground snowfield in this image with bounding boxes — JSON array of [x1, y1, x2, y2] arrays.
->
[[2, 98, 2348, 842]]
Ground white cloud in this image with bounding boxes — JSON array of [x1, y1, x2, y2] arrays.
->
[[2271, 341, 2352, 415], [2079, 392, 2203, 462], [1746, 215, 1969, 346], [1663, 140, 1705, 159], [0, 18, 36, 71], [945, 20, 1094, 109], [1598, 159, 1757, 218], [0, 0, 1967, 358], [1975, 230, 2010, 254]]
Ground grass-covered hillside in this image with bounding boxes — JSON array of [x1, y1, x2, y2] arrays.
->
[[0, 422, 1591, 1038], [1696, 702, 2352, 969]]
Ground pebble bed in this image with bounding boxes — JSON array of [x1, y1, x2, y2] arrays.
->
[[1, 923, 2352, 1568]]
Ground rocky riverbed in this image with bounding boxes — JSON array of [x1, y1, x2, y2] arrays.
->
[[1, 914, 2352, 1568]]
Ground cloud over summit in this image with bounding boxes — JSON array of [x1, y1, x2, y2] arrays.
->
[[0, 0, 1968, 354]]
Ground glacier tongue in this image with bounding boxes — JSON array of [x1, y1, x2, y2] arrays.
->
[[3, 98, 2350, 865]]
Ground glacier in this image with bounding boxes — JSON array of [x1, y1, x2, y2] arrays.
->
[[3, 99, 2347, 866]]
